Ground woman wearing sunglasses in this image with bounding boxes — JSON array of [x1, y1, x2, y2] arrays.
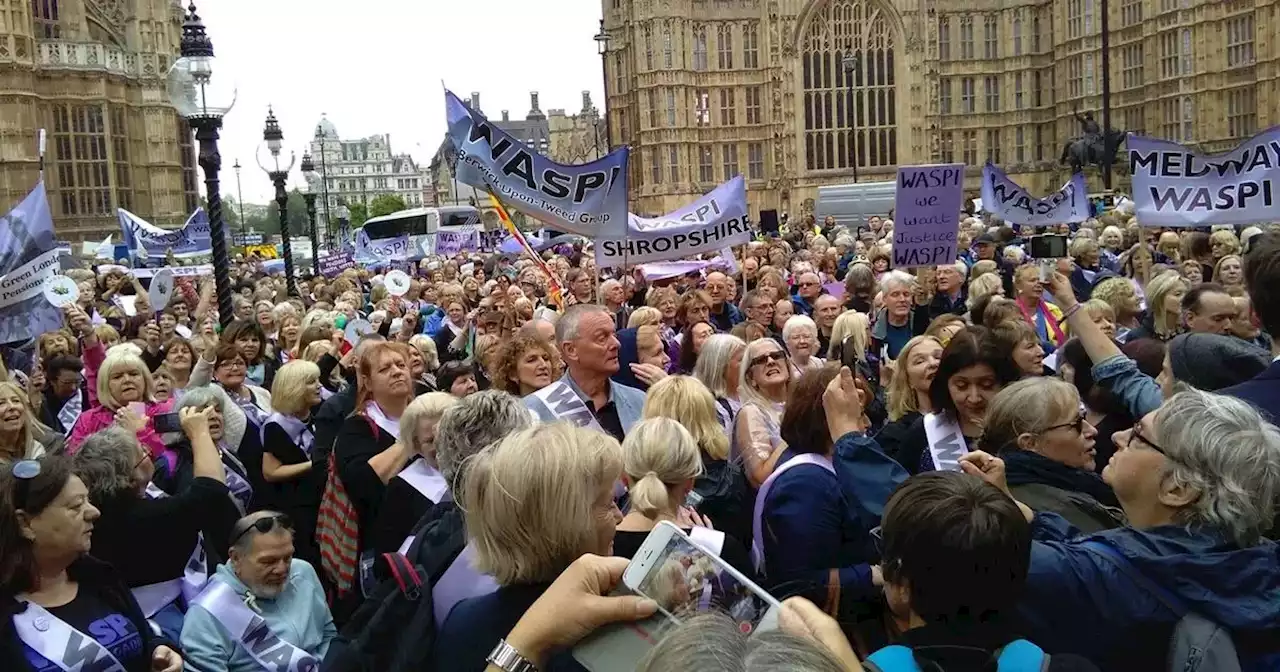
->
[[732, 339, 793, 488], [978, 378, 1122, 534], [960, 387, 1280, 670], [0, 456, 184, 671], [70, 410, 238, 642]]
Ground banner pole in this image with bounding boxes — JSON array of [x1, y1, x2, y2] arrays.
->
[[37, 129, 46, 179]]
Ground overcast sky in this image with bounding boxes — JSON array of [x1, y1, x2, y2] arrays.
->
[[198, 0, 606, 204]]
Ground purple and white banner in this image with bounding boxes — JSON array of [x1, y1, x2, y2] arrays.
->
[[318, 252, 355, 278], [1128, 127, 1280, 226], [980, 163, 1090, 227], [595, 176, 752, 269]]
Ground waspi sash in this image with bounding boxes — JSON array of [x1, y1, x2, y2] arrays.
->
[[133, 483, 208, 617], [529, 379, 605, 433], [923, 412, 967, 472], [193, 580, 320, 672], [13, 602, 127, 672]]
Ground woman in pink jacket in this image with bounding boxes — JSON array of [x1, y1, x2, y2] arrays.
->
[[65, 305, 173, 457]]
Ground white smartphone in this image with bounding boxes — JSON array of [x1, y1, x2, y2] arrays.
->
[[623, 521, 781, 633]]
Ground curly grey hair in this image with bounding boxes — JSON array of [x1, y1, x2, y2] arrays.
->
[[176, 385, 227, 414], [1156, 387, 1280, 547], [72, 426, 144, 504], [434, 390, 532, 492]]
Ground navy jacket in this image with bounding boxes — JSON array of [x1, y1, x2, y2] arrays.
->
[[434, 582, 584, 672], [709, 301, 744, 332], [1222, 360, 1280, 425], [1019, 512, 1280, 671]]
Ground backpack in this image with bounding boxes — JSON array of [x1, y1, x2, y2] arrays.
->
[[324, 501, 469, 672], [863, 640, 1048, 672], [1084, 541, 1242, 672]]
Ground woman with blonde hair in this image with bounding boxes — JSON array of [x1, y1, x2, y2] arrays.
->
[[408, 333, 441, 391], [644, 376, 753, 547], [627, 305, 663, 329], [0, 380, 61, 461], [826, 311, 870, 362], [1090, 277, 1144, 335], [260, 360, 325, 565], [373, 392, 459, 554], [645, 286, 680, 339], [692, 334, 746, 429], [434, 422, 623, 670], [1128, 270, 1188, 342], [734, 338, 793, 487], [614, 417, 756, 578], [1214, 253, 1245, 296], [965, 272, 1004, 312]]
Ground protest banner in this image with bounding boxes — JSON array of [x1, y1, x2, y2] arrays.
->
[[0, 180, 65, 342], [980, 163, 1090, 227], [445, 89, 628, 239], [318, 252, 356, 278], [637, 253, 737, 283], [354, 229, 414, 262], [434, 229, 480, 257], [1128, 128, 1280, 226], [119, 208, 215, 258], [595, 176, 753, 268], [892, 164, 964, 268]]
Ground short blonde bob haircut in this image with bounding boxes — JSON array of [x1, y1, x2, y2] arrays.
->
[[463, 422, 622, 585], [96, 351, 156, 409], [643, 375, 731, 461], [270, 360, 320, 416], [627, 306, 663, 329], [622, 417, 703, 518], [400, 392, 458, 459], [886, 335, 943, 422]]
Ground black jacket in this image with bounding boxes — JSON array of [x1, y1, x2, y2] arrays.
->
[[1, 556, 176, 671]]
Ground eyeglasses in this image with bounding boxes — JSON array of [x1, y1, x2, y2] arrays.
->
[[133, 450, 153, 472], [229, 513, 293, 547], [217, 359, 247, 371], [12, 459, 41, 510], [750, 350, 787, 368], [1045, 410, 1088, 435], [1131, 423, 1168, 457]]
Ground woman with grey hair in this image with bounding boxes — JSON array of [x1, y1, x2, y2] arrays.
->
[[154, 386, 260, 515], [692, 333, 747, 429], [73, 412, 240, 639], [962, 387, 1280, 669]]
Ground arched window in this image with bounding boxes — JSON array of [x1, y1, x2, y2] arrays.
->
[[801, 0, 897, 172]]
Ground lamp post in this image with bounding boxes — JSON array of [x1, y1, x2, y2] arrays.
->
[[334, 203, 351, 253], [233, 159, 246, 248], [594, 19, 612, 151], [315, 124, 333, 244], [1099, 0, 1113, 190], [258, 107, 298, 296], [300, 150, 320, 275], [166, 1, 236, 328], [842, 52, 861, 184]]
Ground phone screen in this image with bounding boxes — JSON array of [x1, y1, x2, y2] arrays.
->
[[152, 412, 183, 434], [633, 531, 779, 635]]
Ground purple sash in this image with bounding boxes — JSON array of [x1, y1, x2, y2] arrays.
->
[[261, 413, 315, 456], [431, 543, 499, 626], [193, 579, 319, 671], [750, 453, 836, 574]]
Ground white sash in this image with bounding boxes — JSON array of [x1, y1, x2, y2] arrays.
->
[[193, 580, 320, 672], [751, 453, 836, 574], [365, 401, 401, 440], [432, 543, 500, 626], [398, 459, 449, 503], [133, 483, 208, 616], [261, 413, 315, 457], [923, 412, 967, 472], [57, 393, 83, 438], [13, 602, 127, 672], [528, 379, 605, 433], [688, 526, 726, 557]]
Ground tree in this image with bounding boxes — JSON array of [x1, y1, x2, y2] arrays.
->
[[346, 202, 369, 229], [368, 194, 408, 218], [263, 188, 310, 236]]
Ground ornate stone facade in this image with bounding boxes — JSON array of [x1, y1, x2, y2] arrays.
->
[[603, 0, 1279, 219], [0, 0, 198, 241], [309, 115, 425, 234]]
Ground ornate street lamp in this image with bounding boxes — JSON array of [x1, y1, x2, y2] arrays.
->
[[257, 107, 298, 296], [842, 52, 861, 183], [166, 1, 237, 327], [300, 150, 320, 275], [594, 19, 612, 151], [314, 123, 333, 244], [334, 203, 351, 253]]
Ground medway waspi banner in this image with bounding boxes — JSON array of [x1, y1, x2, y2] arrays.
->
[[980, 163, 1090, 227], [594, 176, 752, 268], [1129, 127, 1280, 227], [119, 208, 214, 258], [445, 89, 628, 239]]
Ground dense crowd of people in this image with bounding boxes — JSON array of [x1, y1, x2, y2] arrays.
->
[[2, 208, 1280, 671]]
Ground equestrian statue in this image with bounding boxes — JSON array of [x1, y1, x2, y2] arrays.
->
[[1060, 110, 1125, 174]]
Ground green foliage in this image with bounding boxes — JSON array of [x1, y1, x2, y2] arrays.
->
[[346, 202, 369, 229], [264, 189, 311, 235], [368, 194, 408, 218]]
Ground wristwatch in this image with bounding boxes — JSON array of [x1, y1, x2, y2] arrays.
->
[[486, 638, 539, 672]]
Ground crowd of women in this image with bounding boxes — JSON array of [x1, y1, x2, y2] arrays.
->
[[1, 208, 1279, 671]]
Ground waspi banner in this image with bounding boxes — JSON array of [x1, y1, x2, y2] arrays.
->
[[0, 180, 65, 343], [980, 163, 1090, 227], [595, 176, 752, 268], [445, 89, 629, 239], [1129, 128, 1280, 227], [119, 208, 214, 258]]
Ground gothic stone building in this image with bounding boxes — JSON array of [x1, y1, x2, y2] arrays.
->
[[0, 0, 198, 241], [602, 0, 1278, 219]]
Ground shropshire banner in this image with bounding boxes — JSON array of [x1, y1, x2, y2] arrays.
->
[[594, 176, 753, 268], [1128, 128, 1280, 226], [119, 208, 214, 258], [980, 163, 1090, 227], [445, 89, 628, 239], [0, 180, 66, 343]]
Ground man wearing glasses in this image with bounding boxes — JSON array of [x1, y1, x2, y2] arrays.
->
[[39, 354, 85, 435], [791, 271, 824, 317], [181, 511, 337, 672]]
